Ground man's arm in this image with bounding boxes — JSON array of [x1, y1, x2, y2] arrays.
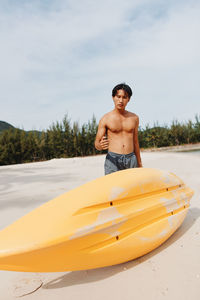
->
[[94, 117, 109, 151], [134, 117, 142, 167]]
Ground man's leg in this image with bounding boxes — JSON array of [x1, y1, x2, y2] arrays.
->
[[104, 153, 119, 175]]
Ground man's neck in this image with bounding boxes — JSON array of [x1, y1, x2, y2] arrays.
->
[[113, 108, 127, 116]]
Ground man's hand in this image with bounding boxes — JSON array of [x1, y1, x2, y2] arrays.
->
[[99, 136, 109, 150]]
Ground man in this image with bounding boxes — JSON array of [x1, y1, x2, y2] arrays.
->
[[95, 83, 142, 175]]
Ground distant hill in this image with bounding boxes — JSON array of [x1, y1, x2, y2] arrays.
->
[[0, 121, 15, 132], [0, 121, 42, 135]]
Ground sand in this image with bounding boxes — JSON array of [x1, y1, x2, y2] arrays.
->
[[0, 152, 199, 300]]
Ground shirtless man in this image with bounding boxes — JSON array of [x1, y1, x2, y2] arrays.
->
[[95, 83, 142, 175]]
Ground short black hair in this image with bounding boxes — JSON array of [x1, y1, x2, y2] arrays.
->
[[112, 83, 132, 98]]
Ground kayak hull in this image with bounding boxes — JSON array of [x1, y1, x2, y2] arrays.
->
[[0, 168, 194, 272]]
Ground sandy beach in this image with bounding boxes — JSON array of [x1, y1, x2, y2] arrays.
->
[[0, 151, 199, 300]]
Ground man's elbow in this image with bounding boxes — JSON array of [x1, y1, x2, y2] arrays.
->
[[94, 143, 98, 151], [94, 140, 99, 151]]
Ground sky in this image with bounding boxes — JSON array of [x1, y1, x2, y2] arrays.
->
[[0, 0, 200, 131]]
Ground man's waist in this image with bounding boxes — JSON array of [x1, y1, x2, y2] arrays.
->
[[107, 151, 135, 158]]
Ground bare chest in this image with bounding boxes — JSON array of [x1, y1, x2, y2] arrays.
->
[[107, 117, 136, 133]]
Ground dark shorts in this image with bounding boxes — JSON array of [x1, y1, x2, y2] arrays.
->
[[104, 151, 138, 175]]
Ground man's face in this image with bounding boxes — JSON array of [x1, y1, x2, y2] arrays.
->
[[112, 89, 130, 110]]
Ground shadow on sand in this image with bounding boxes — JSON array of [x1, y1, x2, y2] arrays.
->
[[42, 206, 200, 290]]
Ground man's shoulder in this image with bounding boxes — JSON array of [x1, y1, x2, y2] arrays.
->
[[126, 111, 139, 120], [100, 111, 114, 122]]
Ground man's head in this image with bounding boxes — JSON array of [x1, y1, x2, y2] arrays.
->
[[112, 83, 132, 99], [112, 83, 132, 111]]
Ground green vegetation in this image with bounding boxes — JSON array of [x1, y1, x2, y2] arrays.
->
[[139, 115, 200, 148], [0, 115, 99, 165], [0, 115, 200, 166]]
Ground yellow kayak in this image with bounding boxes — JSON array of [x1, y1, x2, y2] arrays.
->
[[0, 168, 194, 272]]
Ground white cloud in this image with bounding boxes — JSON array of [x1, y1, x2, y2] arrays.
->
[[0, 0, 200, 130]]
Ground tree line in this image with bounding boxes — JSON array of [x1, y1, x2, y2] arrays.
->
[[0, 115, 200, 166]]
